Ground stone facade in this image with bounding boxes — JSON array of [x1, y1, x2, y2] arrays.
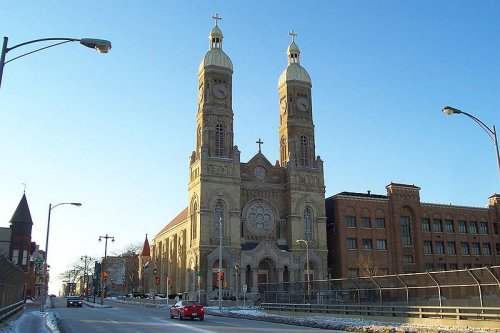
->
[[326, 183, 500, 278], [151, 21, 327, 302]]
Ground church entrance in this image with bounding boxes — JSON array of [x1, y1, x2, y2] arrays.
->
[[257, 260, 272, 294]]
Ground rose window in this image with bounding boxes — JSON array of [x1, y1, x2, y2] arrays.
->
[[246, 203, 275, 235]]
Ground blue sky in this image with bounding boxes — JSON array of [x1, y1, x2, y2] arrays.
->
[[1, 1, 499, 293]]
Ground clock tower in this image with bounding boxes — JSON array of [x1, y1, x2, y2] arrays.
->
[[188, 15, 242, 286], [278, 31, 315, 168]]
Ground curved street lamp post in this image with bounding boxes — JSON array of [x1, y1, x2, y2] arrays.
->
[[0, 36, 111, 89], [98, 234, 115, 305], [442, 106, 500, 179], [296, 239, 310, 303], [42, 202, 81, 311]]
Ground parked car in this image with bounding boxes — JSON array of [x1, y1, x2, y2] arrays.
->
[[169, 300, 205, 321], [66, 296, 83, 307]]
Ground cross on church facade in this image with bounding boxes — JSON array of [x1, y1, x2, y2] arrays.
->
[[289, 30, 297, 43], [256, 138, 264, 153], [212, 13, 222, 26]]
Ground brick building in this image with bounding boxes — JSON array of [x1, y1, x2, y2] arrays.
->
[[326, 183, 500, 278]]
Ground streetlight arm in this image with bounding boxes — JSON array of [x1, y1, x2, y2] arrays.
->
[[442, 106, 500, 179], [5, 37, 80, 53], [442, 106, 495, 142], [4, 40, 74, 65]]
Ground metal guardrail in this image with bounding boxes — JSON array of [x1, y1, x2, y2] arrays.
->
[[259, 302, 500, 321], [0, 300, 24, 322]]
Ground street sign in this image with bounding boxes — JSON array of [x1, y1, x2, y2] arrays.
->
[[242, 284, 247, 292], [196, 271, 201, 277]]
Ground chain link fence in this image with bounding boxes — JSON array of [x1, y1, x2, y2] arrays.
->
[[260, 266, 500, 307]]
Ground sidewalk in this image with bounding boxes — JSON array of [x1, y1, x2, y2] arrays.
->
[[0, 298, 53, 333]]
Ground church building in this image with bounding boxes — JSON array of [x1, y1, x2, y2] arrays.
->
[[150, 17, 328, 302]]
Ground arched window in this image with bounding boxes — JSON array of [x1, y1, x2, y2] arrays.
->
[[215, 124, 224, 157], [280, 136, 287, 165], [300, 135, 309, 166], [304, 207, 312, 240], [191, 202, 197, 241], [214, 200, 224, 237]]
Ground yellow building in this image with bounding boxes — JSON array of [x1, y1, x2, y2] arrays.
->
[[151, 18, 328, 303]]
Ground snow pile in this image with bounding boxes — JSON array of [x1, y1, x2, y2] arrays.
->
[[205, 307, 499, 333]]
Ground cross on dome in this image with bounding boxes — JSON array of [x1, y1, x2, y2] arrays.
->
[[289, 30, 297, 43], [212, 13, 222, 26]]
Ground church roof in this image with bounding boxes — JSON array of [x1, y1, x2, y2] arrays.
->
[[199, 16, 233, 72], [140, 234, 151, 257], [156, 207, 189, 238], [278, 31, 311, 87], [10, 193, 33, 226]]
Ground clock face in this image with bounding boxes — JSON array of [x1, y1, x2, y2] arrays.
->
[[213, 83, 228, 99], [296, 96, 310, 111]]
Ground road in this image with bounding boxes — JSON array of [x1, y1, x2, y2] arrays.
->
[[52, 297, 346, 333]]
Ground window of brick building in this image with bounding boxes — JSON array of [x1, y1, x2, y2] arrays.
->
[[345, 216, 356, 228], [458, 220, 467, 233], [376, 218, 385, 229], [422, 218, 431, 232], [400, 216, 412, 245], [461, 242, 470, 255], [445, 219, 454, 233], [480, 222, 489, 234], [403, 255, 414, 263], [424, 241, 433, 254], [469, 222, 479, 235], [447, 242, 456, 255], [347, 238, 357, 250], [463, 263, 472, 269], [471, 242, 480, 255], [433, 219, 443, 233], [425, 263, 434, 271], [449, 263, 458, 270], [361, 217, 371, 228], [483, 243, 491, 255], [435, 241, 445, 255], [362, 239, 373, 249], [377, 239, 387, 250], [436, 263, 446, 271]]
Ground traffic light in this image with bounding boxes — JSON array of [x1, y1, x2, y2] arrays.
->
[[103, 271, 108, 281], [219, 272, 224, 281]]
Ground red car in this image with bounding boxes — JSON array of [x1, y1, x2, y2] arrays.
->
[[169, 300, 205, 321]]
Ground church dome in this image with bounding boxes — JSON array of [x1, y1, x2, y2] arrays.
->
[[278, 31, 311, 87], [198, 16, 233, 72], [278, 64, 311, 87], [199, 48, 233, 72]]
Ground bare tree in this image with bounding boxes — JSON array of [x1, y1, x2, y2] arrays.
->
[[358, 255, 379, 277]]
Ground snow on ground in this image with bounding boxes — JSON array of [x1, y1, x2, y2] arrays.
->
[[207, 307, 499, 333]]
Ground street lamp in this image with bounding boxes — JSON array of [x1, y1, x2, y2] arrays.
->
[[42, 202, 81, 311], [442, 106, 500, 178], [218, 214, 223, 311], [296, 239, 310, 303], [98, 234, 115, 305], [0, 36, 112, 89], [81, 255, 93, 300]]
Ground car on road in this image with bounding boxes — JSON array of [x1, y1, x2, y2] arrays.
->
[[66, 296, 83, 307], [169, 300, 204, 321]]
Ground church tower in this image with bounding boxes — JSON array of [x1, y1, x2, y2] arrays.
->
[[278, 31, 316, 168], [187, 15, 242, 292], [278, 31, 328, 280]]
